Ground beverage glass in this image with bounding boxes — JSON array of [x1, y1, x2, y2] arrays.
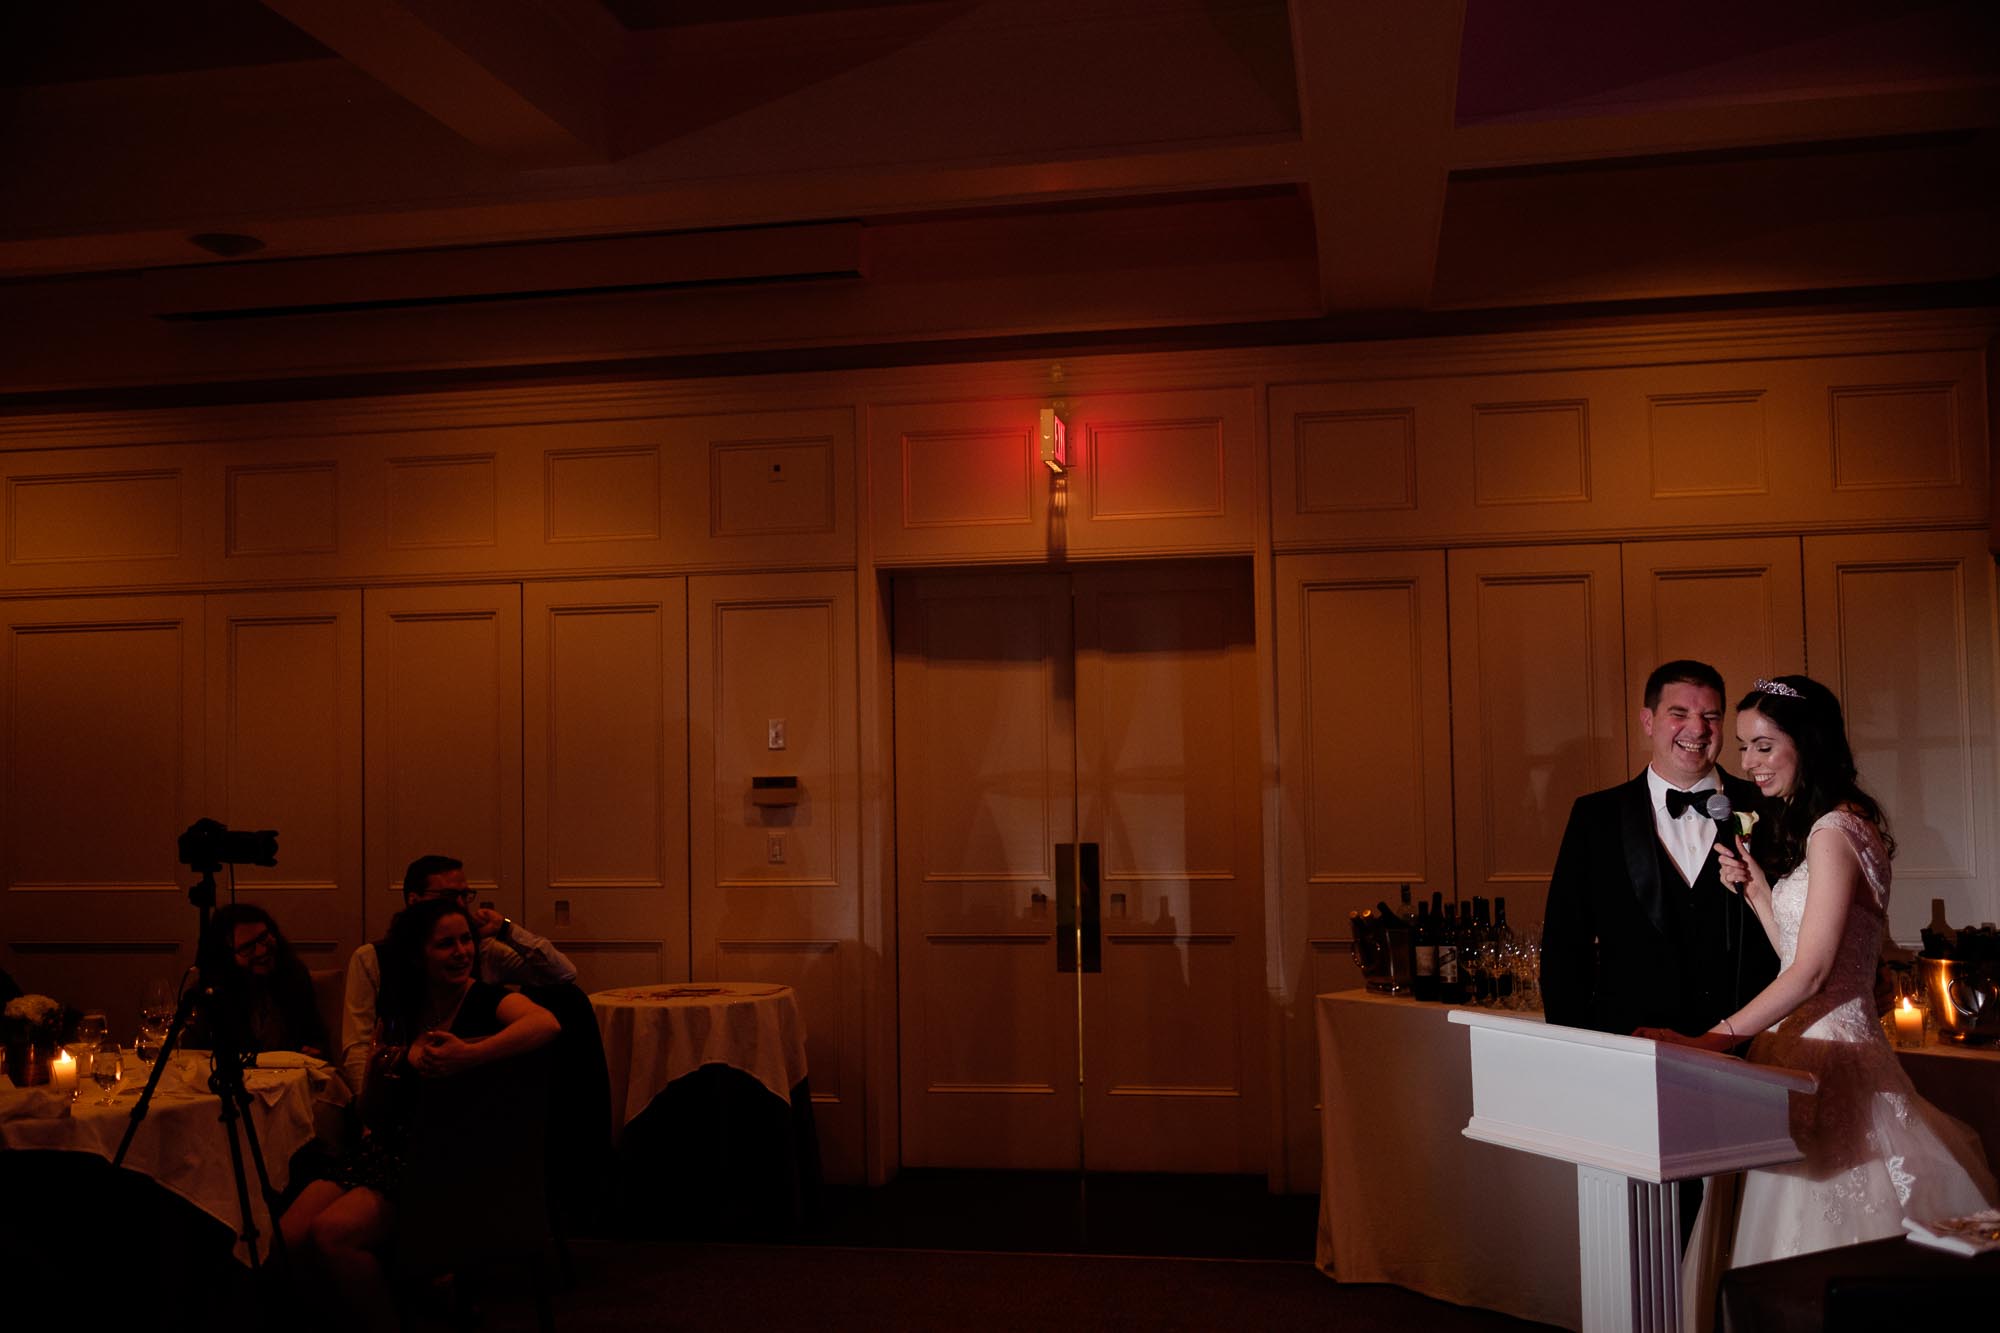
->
[[72, 1010, 109, 1056], [142, 979, 178, 1028], [91, 1044, 124, 1104], [134, 1021, 168, 1065]]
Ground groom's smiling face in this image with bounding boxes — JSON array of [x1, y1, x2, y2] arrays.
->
[[1642, 681, 1724, 787]]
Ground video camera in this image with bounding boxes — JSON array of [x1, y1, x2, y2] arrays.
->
[[177, 818, 279, 874]]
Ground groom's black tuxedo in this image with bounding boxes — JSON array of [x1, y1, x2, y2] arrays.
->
[[1541, 769, 1779, 1037]]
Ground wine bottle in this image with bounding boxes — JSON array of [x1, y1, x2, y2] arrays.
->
[[1471, 897, 1495, 1005], [1411, 898, 1438, 1001], [1436, 900, 1463, 1004]]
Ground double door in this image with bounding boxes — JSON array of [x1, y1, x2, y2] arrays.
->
[[893, 563, 1264, 1171]]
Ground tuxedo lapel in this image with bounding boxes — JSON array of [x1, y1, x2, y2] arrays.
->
[[1620, 772, 1668, 936]]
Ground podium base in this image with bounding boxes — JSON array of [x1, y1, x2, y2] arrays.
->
[[1577, 1163, 1682, 1333]]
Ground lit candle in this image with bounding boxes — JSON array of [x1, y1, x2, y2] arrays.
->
[[50, 1048, 77, 1097], [1893, 998, 1924, 1048]]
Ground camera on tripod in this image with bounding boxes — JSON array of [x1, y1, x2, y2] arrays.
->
[[177, 818, 279, 874]]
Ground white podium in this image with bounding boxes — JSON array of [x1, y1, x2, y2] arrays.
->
[[1449, 1011, 1815, 1333]]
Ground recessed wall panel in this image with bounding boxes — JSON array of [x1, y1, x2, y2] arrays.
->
[[1088, 419, 1225, 519], [712, 438, 835, 536], [1830, 383, 1957, 491], [1303, 582, 1430, 882], [227, 463, 338, 556], [387, 454, 498, 549], [218, 615, 344, 886], [901, 429, 1034, 527], [1296, 410, 1417, 512], [545, 446, 661, 543], [1472, 401, 1589, 505], [545, 605, 669, 887], [8, 470, 182, 564], [7, 619, 191, 888], [1648, 393, 1766, 498]]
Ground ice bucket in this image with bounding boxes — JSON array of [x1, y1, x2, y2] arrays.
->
[[1916, 956, 2000, 1044], [1349, 909, 1413, 996]]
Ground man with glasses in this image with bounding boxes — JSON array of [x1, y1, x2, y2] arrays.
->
[[338, 854, 576, 1092]]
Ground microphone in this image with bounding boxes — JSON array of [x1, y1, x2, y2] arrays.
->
[[1705, 790, 1747, 850]]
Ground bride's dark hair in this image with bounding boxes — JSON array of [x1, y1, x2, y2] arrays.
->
[[1736, 674, 1893, 878]]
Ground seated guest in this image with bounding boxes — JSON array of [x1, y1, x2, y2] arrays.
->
[[184, 903, 330, 1062], [340, 854, 575, 1091], [282, 895, 560, 1332]]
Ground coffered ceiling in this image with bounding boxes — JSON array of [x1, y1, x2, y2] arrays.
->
[[1, 0, 1994, 395]]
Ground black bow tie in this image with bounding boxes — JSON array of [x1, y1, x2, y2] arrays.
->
[[1665, 787, 1716, 819]]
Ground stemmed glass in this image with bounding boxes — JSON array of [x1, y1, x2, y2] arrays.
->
[[72, 1010, 108, 1056], [90, 1042, 124, 1104], [136, 979, 177, 1065]]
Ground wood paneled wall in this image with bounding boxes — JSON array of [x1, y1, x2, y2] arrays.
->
[[0, 310, 1991, 1191]]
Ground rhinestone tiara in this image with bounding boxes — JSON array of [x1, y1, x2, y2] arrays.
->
[[1752, 678, 1803, 699]]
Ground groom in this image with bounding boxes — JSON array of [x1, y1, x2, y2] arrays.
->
[[1541, 659, 1779, 1039]]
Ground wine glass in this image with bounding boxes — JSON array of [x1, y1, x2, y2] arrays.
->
[[142, 978, 178, 1027], [72, 1010, 109, 1058], [90, 1043, 124, 1104]]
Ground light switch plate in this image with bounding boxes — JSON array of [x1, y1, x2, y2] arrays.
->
[[767, 834, 786, 864], [767, 718, 786, 750]]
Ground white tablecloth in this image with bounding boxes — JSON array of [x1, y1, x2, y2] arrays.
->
[[591, 983, 810, 1135], [1316, 990, 1581, 1329], [0, 1050, 347, 1263]]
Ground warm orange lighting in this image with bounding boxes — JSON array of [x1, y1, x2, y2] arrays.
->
[[1893, 996, 1924, 1047]]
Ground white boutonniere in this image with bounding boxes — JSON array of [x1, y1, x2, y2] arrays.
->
[[1733, 810, 1760, 840]]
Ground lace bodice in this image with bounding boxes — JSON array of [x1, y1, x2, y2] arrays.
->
[[1764, 809, 1890, 1042]]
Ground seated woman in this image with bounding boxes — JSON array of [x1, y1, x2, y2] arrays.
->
[[279, 895, 560, 1332], [185, 903, 330, 1061]]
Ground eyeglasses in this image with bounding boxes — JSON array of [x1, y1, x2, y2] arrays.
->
[[231, 929, 274, 958], [427, 887, 477, 904]]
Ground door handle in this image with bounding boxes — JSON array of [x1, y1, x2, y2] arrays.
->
[[1054, 843, 1077, 973], [1079, 841, 1101, 974]]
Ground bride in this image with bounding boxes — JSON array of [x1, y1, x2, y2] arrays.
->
[[1638, 674, 1995, 1328]]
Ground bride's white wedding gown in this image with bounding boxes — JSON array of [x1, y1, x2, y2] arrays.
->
[[1683, 810, 1995, 1326]]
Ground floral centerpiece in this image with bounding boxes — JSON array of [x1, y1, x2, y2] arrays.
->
[[3, 993, 64, 1086]]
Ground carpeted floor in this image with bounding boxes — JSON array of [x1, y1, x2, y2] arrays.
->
[[476, 1239, 1560, 1333]]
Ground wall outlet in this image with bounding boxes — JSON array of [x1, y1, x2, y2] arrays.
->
[[767, 717, 786, 750], [767, 834, 786, 864]]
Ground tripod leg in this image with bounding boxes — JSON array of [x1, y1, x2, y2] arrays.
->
[[215, 1090, 267, 1272], [229, 1082, 292, 1263]]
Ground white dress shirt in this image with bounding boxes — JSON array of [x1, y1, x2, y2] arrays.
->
[[1647, 767, 1720, 886]]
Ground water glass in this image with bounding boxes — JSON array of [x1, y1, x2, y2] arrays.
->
[[89, 1043, 124, 1104]]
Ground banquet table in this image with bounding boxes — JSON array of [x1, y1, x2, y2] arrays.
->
[[0, 1049, 348, 1264], [591, 982, 818, 1233], [1315, 990, 1582, 1329]]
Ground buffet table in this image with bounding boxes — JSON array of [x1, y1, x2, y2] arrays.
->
[[1316, 990, 1581, 1329]]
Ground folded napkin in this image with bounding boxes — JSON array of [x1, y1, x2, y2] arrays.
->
[[1903, 1209, 2000, 1256], [248, 1050, 310, 1069], [239, 1069, 293, 1106], [0, 1087, 72, 1122]]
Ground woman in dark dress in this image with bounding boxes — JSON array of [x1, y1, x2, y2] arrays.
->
[[279, 896, 559, 1331], [185, 903, 330, 1060]]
